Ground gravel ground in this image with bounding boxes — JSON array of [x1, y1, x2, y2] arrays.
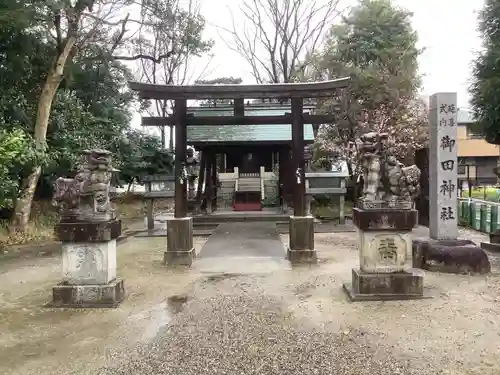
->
[[100, 293, 417, 375], [1, 228, 500, 374]]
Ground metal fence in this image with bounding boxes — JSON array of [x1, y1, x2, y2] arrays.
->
[[458, 198, 500, 233]]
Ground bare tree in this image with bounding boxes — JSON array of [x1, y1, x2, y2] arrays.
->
[[221, 0, 342, 84], [134, 0, 214, 148]]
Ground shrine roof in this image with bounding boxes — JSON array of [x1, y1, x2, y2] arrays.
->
[[186, 106, 315, 146]]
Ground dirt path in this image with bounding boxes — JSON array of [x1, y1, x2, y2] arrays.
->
[[0, 228, 499, 374]]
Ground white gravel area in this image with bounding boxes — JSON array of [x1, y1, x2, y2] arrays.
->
[[100, 230, 500, 375], [2, 228, 500, 375]]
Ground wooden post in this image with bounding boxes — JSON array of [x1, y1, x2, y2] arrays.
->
[[174, 99, 187, 218], [291, 98, 305, 216], [211, 152, 218, 212], [205, 150, 213, 212], [278, 147, 284, 193], [234, 98, 244, 116]]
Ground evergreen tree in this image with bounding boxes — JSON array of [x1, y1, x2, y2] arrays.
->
[[470, 0, 500, 144]]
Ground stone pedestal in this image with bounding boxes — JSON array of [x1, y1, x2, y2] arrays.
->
[[481, 241, 500, 253], [357, 230, 411, 272], [49, 219, 125, 308], [165, 217, 195, 266], [287, 215, 317, 263], [343, 208, 427, 301], [343, 268, 425, 301], [414, 238, 491, 274], [481, 230, 500, 253], [62, 240, 116, 285]]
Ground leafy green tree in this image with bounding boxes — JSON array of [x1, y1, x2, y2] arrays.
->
[[311, 0, 426, 172], [114, 129, 163, 191], [0, 128, 40, 210], [5, 0, 133, 230], [470, 0, 500, 144], [44, 50, 134, 185], [0, 17, 133, 198], [3, 0, 210, 230], [1, 0, 214, 230]]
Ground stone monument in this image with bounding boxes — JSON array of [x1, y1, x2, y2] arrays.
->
[[48, 149, 125, 307], [412, 93, 490, 274], [343, 132, 427, 301]]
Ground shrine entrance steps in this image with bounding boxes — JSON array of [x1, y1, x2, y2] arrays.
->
[[192, 209, 289, 226], [193, 222, 290, 274]]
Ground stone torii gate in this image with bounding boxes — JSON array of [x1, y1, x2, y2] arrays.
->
[[128, 78, 351, 265]]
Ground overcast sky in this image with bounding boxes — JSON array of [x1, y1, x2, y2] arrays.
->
[[133, 0, 484, 134], [200, 0, 483, 107]]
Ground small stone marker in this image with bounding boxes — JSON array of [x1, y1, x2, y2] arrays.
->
[[429, 93, 458, 240]]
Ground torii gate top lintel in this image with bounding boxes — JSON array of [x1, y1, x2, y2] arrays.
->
[[128, 77, 351, 101]]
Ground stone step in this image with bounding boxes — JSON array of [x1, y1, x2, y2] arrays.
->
[[193, 213, 289, 225], [237, 187, 261, 192]]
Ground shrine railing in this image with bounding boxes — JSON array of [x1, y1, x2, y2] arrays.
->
[[239, 172, 260, 178], [458, 198, 500, 234]]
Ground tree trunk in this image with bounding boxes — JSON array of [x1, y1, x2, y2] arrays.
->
[[10, 38, 76, 232], [346, 161, 359, 204]]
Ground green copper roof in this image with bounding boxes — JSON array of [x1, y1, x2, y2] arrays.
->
[[186, 106, 315, 144]]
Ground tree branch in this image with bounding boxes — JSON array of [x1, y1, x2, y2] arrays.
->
[[221, 0, 341, 84], [113, 51, 175, 63]]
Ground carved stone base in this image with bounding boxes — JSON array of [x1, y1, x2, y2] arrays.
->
[[357, 200, 413, 210], [55, 219, 121, 242], [352, 208, 417, 231], [48, 278, 125, 308], [288, 216, 316, 264], [166, 217, 194, 266], [62, 240, 116, 285], [353, 208, 417, 268], [413, 239, 491, 274], [358, 229, 411, 272], [343, 268, 428, 302]]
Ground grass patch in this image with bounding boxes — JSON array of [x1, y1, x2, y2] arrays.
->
[[462, 187, 500, 202], [0, 201, 59, 247], [0, 194, 171, 248], [312, 200, 353, 220]]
